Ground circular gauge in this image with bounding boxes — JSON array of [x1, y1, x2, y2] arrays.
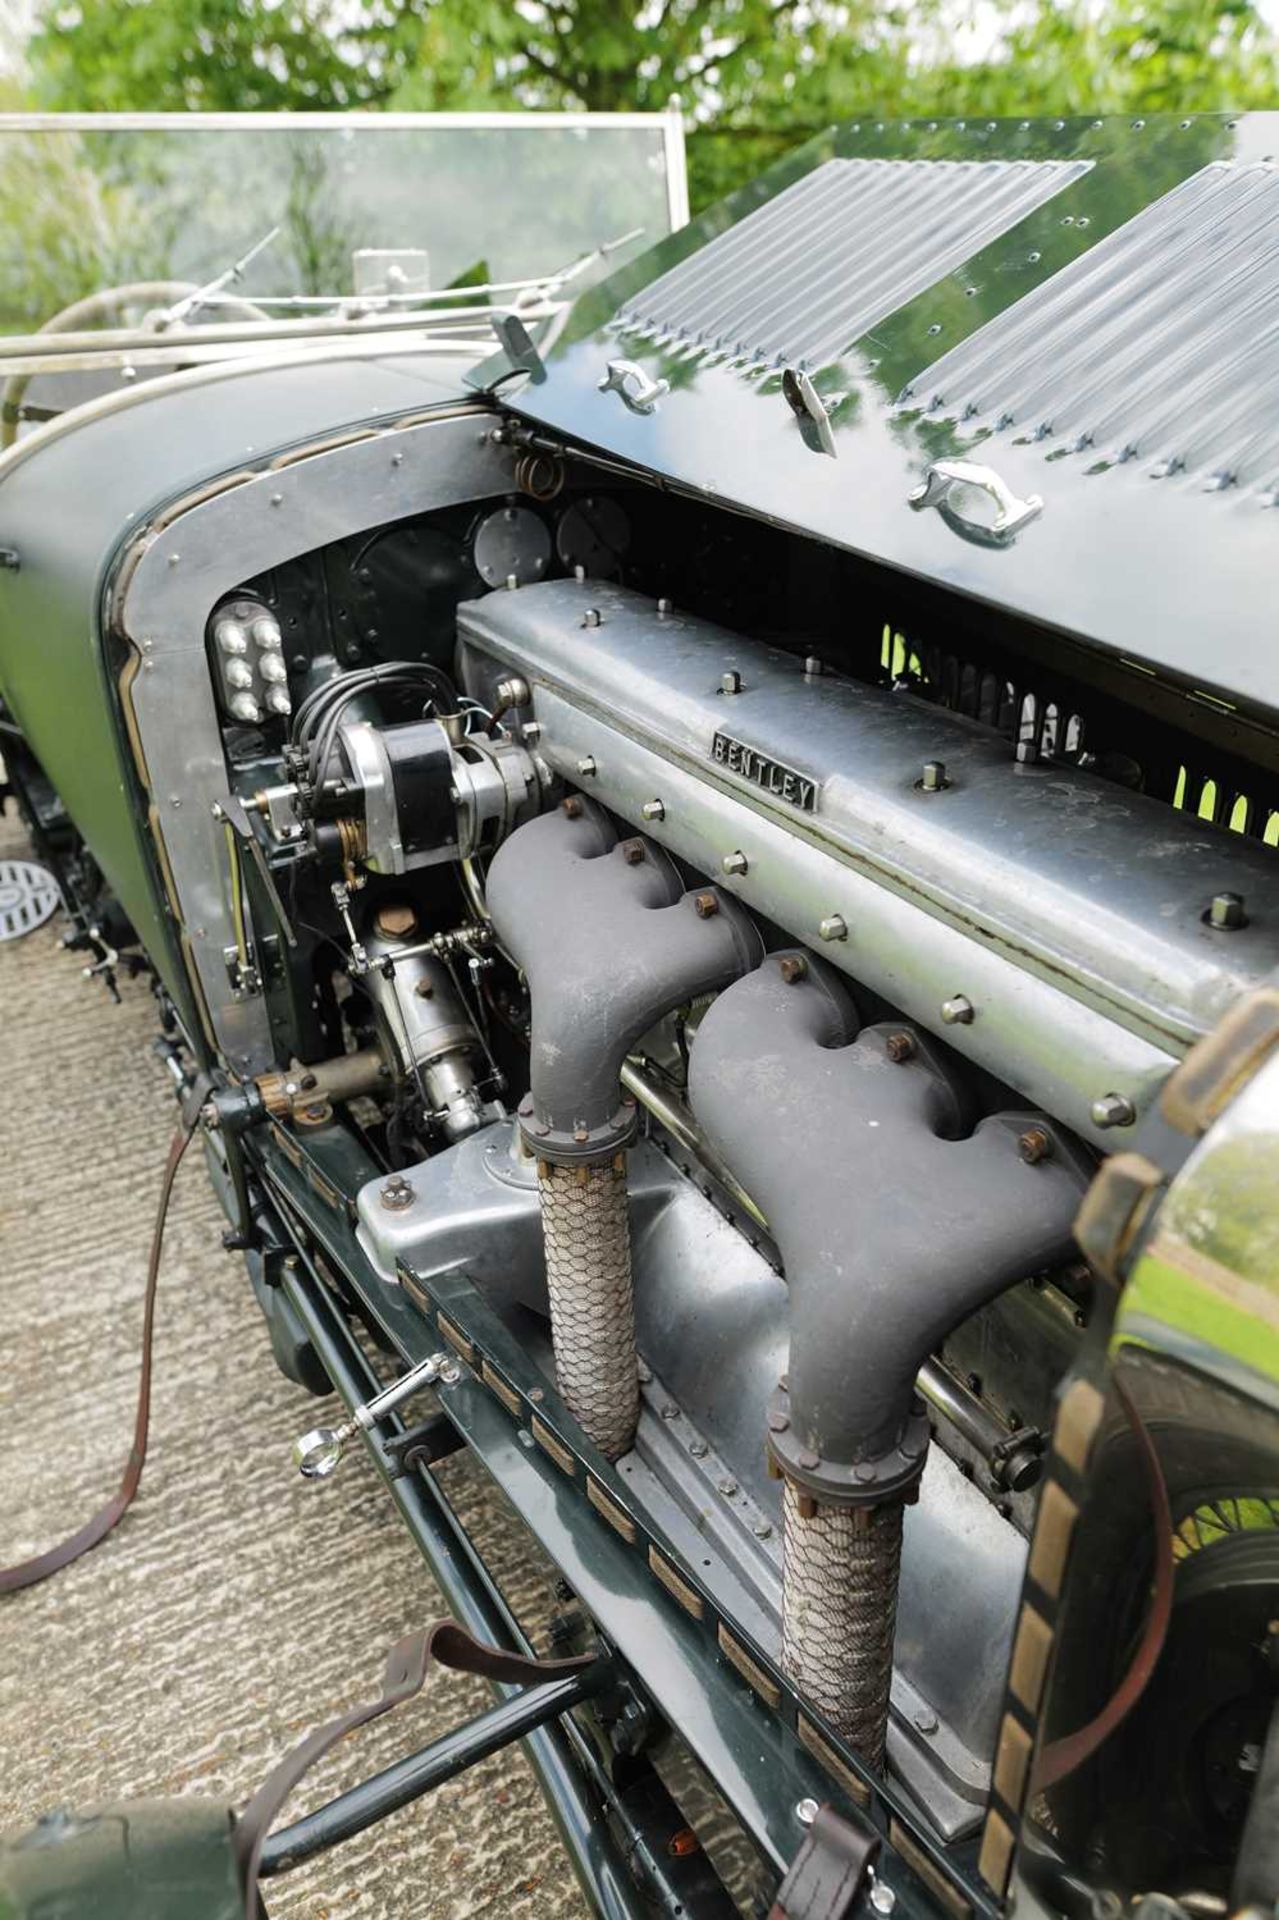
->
[[471, 505, 552, 588], [555, 495, 631, 580]]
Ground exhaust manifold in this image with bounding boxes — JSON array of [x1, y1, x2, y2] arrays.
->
[[486, 797, 761, 1458], [688, 952, 1089, 1767]]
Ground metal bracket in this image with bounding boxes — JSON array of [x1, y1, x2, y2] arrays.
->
[[598, 359, 670, 415], [909, 459, 1043, 543], [782, 368, 838, 460]]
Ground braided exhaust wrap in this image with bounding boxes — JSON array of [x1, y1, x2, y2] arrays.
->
[[782, 1479, 903, 1772], [538, 1155, 638, 1461]]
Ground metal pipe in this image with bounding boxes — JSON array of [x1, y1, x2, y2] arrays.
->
[[621, 1056, 765, 1228], [278, 1261, 650, 1920], [259, 1663, 611, 1877]]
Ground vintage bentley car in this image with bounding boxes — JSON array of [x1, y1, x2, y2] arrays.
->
[[2, 108, 1278, 1920]]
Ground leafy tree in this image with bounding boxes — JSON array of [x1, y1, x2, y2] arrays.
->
[[24, 0, 1279, 208]]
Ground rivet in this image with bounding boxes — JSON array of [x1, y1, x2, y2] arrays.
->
[[940, 994, 974, 1025], [919, 760, 948, 792], [641, 799, 665, 822], [722, 849, 748, 876], [818, 913, 847, 942], [1207, 890, 1247, 930], [1091, 1092, 1135, 1130]]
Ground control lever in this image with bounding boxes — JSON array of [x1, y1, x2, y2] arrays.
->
[[293, 1350, 450, 1479]]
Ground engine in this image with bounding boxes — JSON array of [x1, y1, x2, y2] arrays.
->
[[174, 453, 1279, 1880]]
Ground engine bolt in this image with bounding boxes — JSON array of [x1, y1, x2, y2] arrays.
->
[[941, 994, 974, 1025], [722, 850, 748, 876], [380, 1175, 414, 1212], [720, 669, 742, 695], [768, 1410, 790, 1433], [693, 891, 719, 918], [803, 655, 823, 678], [621, 838, 646, 865], [577, 755, 597, 777], [870, 1880, 897, 1915], [661, 1402, 680, 1421], [582, 608, 602, 629], [919, 760, 949, 792], [689, 1439, 708, 1458], [1018, 1127, 1052, 1164], [778, 954, 808, 984], [753, 1520, 773, 1539], [1091, 1091, 1136, 1130], [1207, 890, 1248, 930], [561, 795, 583, 818], [795, 1798, 820, 1828], [656, 596, 673, 616], [718, 1478, 738, 1498], [414, 979, 435, 999], [885, 1031, 916, 1063], [641, 799, 665, 822], [1015, 738, 1039, 766], [818, 913, 847, 942]]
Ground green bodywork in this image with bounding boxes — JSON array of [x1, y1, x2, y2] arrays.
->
[[0, 1802, 240, 1920], [0, 351, 474, 1042]]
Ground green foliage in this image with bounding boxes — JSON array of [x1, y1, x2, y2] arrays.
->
[[22, 0, 1279, 210]]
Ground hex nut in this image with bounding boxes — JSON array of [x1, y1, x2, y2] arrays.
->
[[577, 755, 597, 777], [380, 1175, 415, 1211], [722, 850, 749, 876], [1091, 1092, 1136, 1130], [919, 760, 949, 792], [721, 669, 742, 695], [641, 799, 666, 822], [941, 994, 974, 1025], [582, 608, 602, 629], [818, 913, 848, 942], [1207, 890, 1248, 930], [1018, 1126, 1052, 1165]]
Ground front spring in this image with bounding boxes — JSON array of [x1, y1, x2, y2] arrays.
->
[[782, 1478, 904, 1771], [537, 1154, 638, 1461]]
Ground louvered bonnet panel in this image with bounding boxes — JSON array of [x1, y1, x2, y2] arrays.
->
[[610, 157, 1092, 370], [902, 162, 1279, 496]]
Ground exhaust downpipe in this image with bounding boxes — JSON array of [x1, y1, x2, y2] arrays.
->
[[486, 797, 760, 1459], [688, 951, 1088, 1766]]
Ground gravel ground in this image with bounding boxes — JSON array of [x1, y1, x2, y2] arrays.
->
[[0, 809, 588, 1918]]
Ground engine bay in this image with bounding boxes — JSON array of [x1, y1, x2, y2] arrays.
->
[[108, 405, 1279, 1905]]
